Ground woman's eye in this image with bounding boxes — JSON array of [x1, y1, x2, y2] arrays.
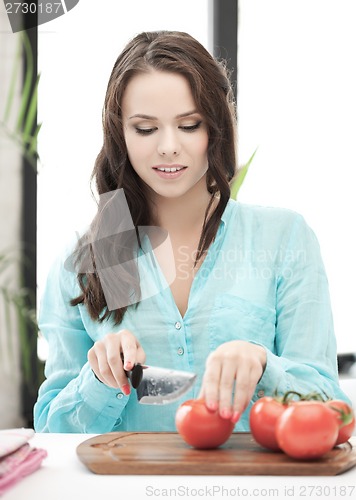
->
[[180, 121, 202, 132], [135, 127, 156, 135]]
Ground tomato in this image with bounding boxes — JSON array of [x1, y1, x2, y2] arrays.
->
[[175, 399, 235, 449], [275, 401, 339, 459], [326, 400, 355, 445], [249, 396, 287, 451]]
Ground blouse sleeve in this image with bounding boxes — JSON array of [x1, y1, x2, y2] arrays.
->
[[33, 243, 130, 433], [253, 214, 350, 404]]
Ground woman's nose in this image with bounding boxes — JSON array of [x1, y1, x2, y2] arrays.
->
[[157, 130, 181, 157]]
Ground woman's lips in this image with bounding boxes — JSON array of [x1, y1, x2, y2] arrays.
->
[[152, 164, 187, 179]]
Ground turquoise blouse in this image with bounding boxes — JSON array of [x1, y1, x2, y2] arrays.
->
[[34, 199, 349, 433]]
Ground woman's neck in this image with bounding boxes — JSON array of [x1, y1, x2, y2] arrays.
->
[[152, 190, 214, 236]]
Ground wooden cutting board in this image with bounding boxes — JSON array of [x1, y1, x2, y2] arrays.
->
[[76, 432, 356, 476]]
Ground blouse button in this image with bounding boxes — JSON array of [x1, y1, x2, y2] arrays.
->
[[177, 347, 184, 356], [175, 321, 182, 330], [116, 393, 124, 399], [257, 390, 265, 398]]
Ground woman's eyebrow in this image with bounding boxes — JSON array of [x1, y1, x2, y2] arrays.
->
[[128, 110, 199, 120], [128, 113, 157, 120], [176, 110, 199, 118]]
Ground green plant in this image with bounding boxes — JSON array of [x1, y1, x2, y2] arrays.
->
[[0, 30, 43, 396], [230, 147, 258, 199], [0, 31, 41, 170], [0, 249, 38, 382]]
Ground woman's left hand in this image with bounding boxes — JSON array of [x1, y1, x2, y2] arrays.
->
[[198, 340, 267, 424]]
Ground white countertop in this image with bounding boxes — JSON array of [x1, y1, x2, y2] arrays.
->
[[3, 434, 356, 500]]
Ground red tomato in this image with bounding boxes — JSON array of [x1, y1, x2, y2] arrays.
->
[[249, 396, 286, 451], [275, 401, 339, 459], [175, 399, 235, 449], [326, 400, 355, 445]]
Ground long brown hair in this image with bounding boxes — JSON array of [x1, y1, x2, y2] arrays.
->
[[70, 30, 237, 324]]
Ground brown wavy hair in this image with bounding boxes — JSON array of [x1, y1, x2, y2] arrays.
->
[[70, 30, 237, 324]]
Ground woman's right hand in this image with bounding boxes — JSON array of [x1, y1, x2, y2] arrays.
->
[[87, 329, 146, 394]]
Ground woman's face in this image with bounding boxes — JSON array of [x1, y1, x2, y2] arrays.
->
[[122, 70, 209, 202]]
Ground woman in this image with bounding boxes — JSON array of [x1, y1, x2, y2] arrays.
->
[[34, 31, 348, 433]]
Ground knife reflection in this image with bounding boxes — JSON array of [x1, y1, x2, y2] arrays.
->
[[125, 364, 197, 405]]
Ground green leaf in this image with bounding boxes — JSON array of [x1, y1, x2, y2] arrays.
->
[[16, 31, 34, 133], [1, 29, 41, 170], [29, 122, 42, 155], [230, 147, 258, 200], [23, 74, 40, 143]]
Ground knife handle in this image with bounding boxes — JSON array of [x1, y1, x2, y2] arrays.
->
[[124, 363, 143, 389]]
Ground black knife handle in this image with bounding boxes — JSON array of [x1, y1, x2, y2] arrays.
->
[[124, 363, 143, 389]]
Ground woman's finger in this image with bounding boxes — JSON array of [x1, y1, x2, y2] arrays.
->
[[87, 346, 101, 380], [91, 341, 120, 388], [201, 353, 222, 411], [116, 330, 147, 393], [217, 356, 238, 419], [88, 329, 147, 393], [232, 358, 262, 419], [119, 329, 141, 369], [105, 334, 129, 389]]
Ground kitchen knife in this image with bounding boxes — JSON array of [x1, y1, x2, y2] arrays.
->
[[125, 363, 197, 405]]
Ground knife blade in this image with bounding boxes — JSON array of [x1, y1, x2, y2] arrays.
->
[[125, 364, 197, 405]]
